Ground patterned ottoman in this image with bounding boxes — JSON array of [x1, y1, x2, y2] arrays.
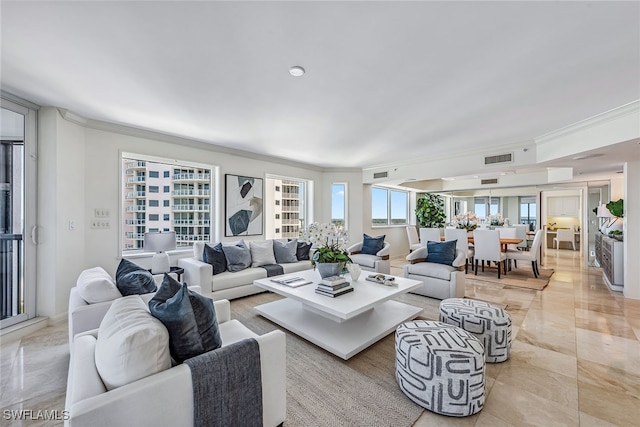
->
[[395, 320, 485, 417], [439, 298, 512, 363]]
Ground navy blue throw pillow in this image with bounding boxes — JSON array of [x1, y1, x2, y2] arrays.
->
[[426, 240, 457, 266], [115, 258, 157, 296], [361, 234, 385, 255], [203, 243, 227, 275], [295, 241, 312, 261], [149, 274, 222, 363]]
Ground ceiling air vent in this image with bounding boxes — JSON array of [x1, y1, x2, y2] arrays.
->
[[481, 178, 499, 185], [484, 153, 513, 165], [373, 171, 388, 179]]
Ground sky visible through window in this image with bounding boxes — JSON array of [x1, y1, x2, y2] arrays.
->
[[332, 184, 345, 225]]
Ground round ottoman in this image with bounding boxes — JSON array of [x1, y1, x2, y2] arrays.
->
[[439, 298, 512, 363], [395, 320, 485, 417]]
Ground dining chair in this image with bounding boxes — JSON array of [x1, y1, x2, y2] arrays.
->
[[472, 229, 507, 278], [406, 226, 421, 252], [419, 228, 441, 246], [513, 224, 529, 250], [506, 229, 543, 277], [553, 228, 576, 250], [444, 228, 474, 274]]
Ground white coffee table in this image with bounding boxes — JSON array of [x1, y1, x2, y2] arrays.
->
[[253, 270, 423, 359]]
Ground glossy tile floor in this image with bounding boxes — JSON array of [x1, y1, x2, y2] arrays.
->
[[1, 248, 639, 426]]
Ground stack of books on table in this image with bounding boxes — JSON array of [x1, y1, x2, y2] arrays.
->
[[315, 275, 354, 298]]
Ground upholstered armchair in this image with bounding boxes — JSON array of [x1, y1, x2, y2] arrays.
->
[[403, 246, 466, 300], [346, 240, 391, 274]]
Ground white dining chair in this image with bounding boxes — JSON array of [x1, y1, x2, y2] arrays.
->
[[513, 224, 529, 250], [553, 228, 576, 250], [506, 229, 543, 277], [473, 229, 507, 278], [444, 228, 474, 274], [419, 228, 441, 246], [406, 226, 421, 252]]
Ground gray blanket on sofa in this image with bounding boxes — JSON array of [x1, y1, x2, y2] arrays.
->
[[261, 264, 284, 277], [184, 338, 263, 427]]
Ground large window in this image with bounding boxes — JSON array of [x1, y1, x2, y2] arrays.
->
[[372, 187, 409, 226], [474, 197, 499, 220], [331, 183, 347, 227], [265, 176, 308, 239], [519, 196, 537, 230], [122, 154, 212, 252]]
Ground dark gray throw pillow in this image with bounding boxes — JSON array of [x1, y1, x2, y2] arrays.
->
[[295, 241, 312, 261], [149, 274, 222, 363], [115, 258, 157, 296], [274, 239, 298, 264], [203, 243, 227, 275], [222, 242, 252, 272], [362, 234, 385, 255], [426, 240, 457, 266]]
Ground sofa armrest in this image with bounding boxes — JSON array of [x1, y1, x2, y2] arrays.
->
[[255, 330, 287, 427], [376, 241, 391, 258], [406, 247, 427, 263], [66, 364, 193, 427], [178, 257, 212, 290], [451, 249, 466, 268], [69, 300, 115, 344], [66, 335, 107, 410], [213, 299, 231, 323]]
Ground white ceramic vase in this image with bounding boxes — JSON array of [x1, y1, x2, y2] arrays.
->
[[346, 264, 362, 282]]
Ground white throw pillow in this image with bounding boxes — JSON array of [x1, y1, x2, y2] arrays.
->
[[250, 240, 276, 267], [76, 267, 122, 304], [193, 241, 206, 262], [95, 295, 171, 390]]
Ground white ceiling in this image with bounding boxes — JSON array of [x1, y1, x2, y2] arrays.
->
[[2, 1, 639, 178]]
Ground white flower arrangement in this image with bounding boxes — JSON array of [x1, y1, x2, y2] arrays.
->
[[451, 212, 479, 231], [488, 213, 505, 226], [299, 222, 351, 267]]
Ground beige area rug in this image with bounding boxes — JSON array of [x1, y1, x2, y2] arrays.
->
[[231, 292, 434, 427], [468, 263, 554, 291]]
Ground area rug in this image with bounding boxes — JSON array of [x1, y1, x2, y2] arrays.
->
[[230, 292, 426, 427], [468, 264, 554, 291]]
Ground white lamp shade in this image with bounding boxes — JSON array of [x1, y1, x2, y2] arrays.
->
[[144, 232, 176, 252], [596, 204, 613, 218]]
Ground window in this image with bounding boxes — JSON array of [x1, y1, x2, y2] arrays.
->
[[122, 154, 212, 252], [331, 183, 346, 227], [265, 176, 308, 239], [474, 197, 499, 220], [371, 187, 408, 226], [519, 196, 537, 230]]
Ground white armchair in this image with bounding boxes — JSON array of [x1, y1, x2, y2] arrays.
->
[[65, 299, 287, 427], [346, 241, 391, 274], [403, 247, 466, 300]]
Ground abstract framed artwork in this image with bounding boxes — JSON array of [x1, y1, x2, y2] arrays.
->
[[225, 174, 264, 236]]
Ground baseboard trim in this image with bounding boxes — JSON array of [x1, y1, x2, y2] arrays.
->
[[0, 317, 49, 343]]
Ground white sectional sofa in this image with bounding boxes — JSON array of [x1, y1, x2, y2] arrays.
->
[[179, 241, 312, 300], [65, 298, 286, 427]]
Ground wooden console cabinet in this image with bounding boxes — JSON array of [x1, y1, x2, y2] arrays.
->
[[595, 232, 624, 292]]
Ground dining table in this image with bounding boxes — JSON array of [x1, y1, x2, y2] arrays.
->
[[442, 235, 523, 252]]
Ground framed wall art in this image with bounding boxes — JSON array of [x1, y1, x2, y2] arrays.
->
[[225, 174, 264, 236]]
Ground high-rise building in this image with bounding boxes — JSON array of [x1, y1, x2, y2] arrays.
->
[[265, 178, 304, 239], [122, 158, 210, 250]]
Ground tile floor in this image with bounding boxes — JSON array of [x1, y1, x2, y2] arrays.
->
[[1, 248, 639, 426]]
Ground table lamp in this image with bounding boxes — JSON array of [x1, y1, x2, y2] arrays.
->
[[144, 231, 176, 274]]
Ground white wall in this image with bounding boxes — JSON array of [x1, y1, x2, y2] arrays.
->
[[624, 159, 640, 299], [38, 108, 365, 319]]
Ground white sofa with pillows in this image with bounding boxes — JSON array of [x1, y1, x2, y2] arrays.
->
[[403, 240, 466, 300], [65, 275, 286, 427], [178, 239, 313, 300], [68, 259, 200, 344]]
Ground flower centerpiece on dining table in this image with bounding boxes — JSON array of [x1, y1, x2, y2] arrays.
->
[[299, 222, 352, 278], [451, 212, 479, 232], [488, 213, 506, 226]]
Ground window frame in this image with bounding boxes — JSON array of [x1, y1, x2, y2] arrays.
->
[[371, 186, 409, 226], [331, 182, 348, 229]]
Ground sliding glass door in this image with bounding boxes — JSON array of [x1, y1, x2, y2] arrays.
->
[[1, 98, 37, 329]]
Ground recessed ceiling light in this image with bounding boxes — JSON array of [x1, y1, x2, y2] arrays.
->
[[289, 66, 305, 77]]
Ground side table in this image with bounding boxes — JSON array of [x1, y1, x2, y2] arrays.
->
[[148, 266, 184, 283]]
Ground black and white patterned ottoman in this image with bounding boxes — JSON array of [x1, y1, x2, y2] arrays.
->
[[395, 320, 485, 417], [439, 298, 512, 363]]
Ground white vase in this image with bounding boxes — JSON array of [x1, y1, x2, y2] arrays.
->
[[346, 264, 362, 282]]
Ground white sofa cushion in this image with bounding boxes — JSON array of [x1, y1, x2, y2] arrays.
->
[[406, 262, 455, 281], [350, 253, 379, 268], [250, 240, 276, 267], [95, 295, 171, 390], [76, 267, 122, 304]]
